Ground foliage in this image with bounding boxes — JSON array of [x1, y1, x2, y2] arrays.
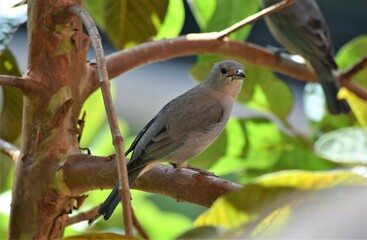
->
[[1, 0, 367, 239]]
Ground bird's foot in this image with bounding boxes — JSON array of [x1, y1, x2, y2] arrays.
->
[[170, 162, 217, 177]]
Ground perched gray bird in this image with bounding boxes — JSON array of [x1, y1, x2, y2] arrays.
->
[[99, 60, 246, 220], [262, 0, 350, 114]]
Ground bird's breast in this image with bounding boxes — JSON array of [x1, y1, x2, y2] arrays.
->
[[168, 114, 229, 163]]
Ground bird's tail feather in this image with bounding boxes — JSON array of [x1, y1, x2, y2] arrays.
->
[[311, 62, 350, 114], [98, 183, 120, 220], [98, 167, 143, 220]]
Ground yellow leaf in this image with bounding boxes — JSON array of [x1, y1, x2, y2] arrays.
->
[[337, 87, 367, 126]]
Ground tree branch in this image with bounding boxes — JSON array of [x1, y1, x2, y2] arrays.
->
[[61, 154, 241, 208], [338, 56, 367, 81], [0, 75, 42, 94], [66, 206, 99, 226], [86, 36, 315, 96], [0, 138, 19, 162], [67, 5, 133, 235], [217, 0, 294, 39], [338, 56, 367, 100], [131, 207, 149, 240], [103, 39, 365, 100], [86, 27, 365, 104]]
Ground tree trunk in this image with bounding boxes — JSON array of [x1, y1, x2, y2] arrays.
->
[[9, 0, 88, 238]]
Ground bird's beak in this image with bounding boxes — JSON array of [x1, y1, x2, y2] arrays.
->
[[232, 69, 246, 80]]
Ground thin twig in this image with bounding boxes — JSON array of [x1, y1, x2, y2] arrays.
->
[[131, 207, 149, 239], [0, 75, 41, 94], [67, 5, 133, 236], [0, 138, 20, 163], [66, 206, 99, 226], [337, 56, 367, 100], [339, 81, 367, 101], [217, 0, 294, 39], [338, 56, 367, 81]]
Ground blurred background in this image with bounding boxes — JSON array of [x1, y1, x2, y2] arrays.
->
[[2, 0, 367, 239]]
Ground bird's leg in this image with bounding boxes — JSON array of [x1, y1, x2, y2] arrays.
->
[[169, 162, 217, 177]]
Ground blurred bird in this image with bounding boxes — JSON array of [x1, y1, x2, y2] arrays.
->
[[262, 0, 350, 114], [99, 60, 246, 220]]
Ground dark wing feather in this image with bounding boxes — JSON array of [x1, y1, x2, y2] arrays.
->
[[127, 124, 184, 172], [125, 115, 157, 156]]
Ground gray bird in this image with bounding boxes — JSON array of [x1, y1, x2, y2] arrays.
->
[[99, 60, 246, 220], [262, 0, 350, 114]]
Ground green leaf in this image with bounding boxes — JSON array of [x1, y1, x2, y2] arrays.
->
[[208, 118, 336, 183], [0, 48, 23, 142], [317, 112, 356, 131], [133, 191, 193, 240], [194, 185, 296, 229], [187, 0, 216, 30], [79, 82, 130, 156], [79, 89, 108, 147], [241, 64, 293, 121], [84, 0, 106, 30], [0, 153, 13, 191], [155, 0, 185, 39], [314, 127, 367, 165], [65, 233, 136, 239], [177, 226, 226, 239], [94, 190, 193, 240], [104, 0, 169, 49], [194, 170, 366, 233], [336, 35, 367, 88], [87, 119, 129, 156], [253, 170, 366, 189], [188, 0, 260, 41]]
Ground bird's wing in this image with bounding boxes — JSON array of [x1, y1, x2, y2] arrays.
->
[[125, 115, 157, 156], [127, 91, 225, 172], [266, 0, 337, 69]]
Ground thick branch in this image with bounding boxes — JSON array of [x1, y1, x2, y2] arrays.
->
[[61, 154, 241, 208], [86, 36, 315, 95], [67, 5, 133, 235], [0, 138, 19, 162], [87, 38, 365, 103]]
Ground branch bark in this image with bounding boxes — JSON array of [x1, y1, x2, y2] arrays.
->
[[86, 36, 315, 96], [86, 36, 366, 103], [61, 154, 241, 208], [0, 75, 42, 94]]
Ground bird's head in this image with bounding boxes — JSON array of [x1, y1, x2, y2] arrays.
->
[[205, 60, 246, 97], [210, 60, 246, 83]]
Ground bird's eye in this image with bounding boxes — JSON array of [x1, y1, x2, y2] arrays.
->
[[220, 68, 226, 74]]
